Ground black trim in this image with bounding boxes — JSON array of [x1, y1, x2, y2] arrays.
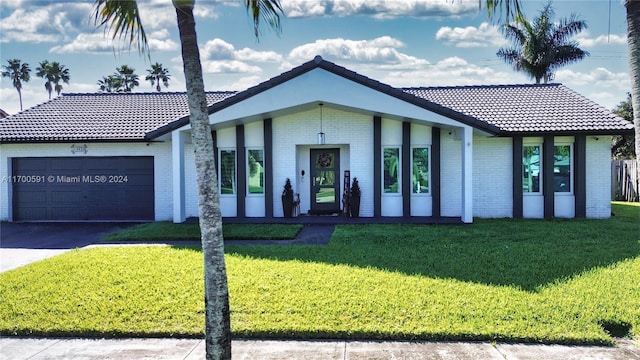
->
[[512, 136, 523, 218], [431, 128, 441, 218], [574, 135, 587, 218], [402, 122, 411, 217], [373, 116, 382, 217], [497, 129, 635, 137], [212, 130, 218, 174], [543, 136, 555, 219], [236, 125, 246, 218], [264, 119, 273, 218]]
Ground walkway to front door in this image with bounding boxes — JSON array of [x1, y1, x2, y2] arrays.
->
[[310, 148, 341, 214]]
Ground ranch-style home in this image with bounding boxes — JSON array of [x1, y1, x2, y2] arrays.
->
[[0, 56, 633, 223]]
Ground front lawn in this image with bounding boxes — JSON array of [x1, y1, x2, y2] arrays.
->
[[0, 202, 638, 344]]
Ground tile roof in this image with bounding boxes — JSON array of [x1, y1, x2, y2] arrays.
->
[[0, 92, 235, 142], [0, 57, 633, 143], [403, 84, 633, 134]]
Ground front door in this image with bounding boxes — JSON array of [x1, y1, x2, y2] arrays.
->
[[310, 149, 340, 214]]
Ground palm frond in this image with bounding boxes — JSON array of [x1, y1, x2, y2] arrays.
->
[[93, 0, 148, 56], [245, 0, 284, 40]]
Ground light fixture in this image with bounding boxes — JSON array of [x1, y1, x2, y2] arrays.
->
[[317, 102, 325, 145]]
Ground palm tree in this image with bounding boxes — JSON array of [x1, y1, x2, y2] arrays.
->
[[97, 75, 123, 93], [496, 3, 588, 84], [92, 1, 283, 359], [36, 60, 70, 99], [1, 59, 31, 111], [35, 60, 53, 99], [626, 0, 640, 189], [114, 65, 139, 92], [146, 62, 171, 92], [612, 93, 635, 159]]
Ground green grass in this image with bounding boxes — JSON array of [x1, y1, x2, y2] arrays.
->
[[101, 222, 302, 241], [1, 202, 638, 344]]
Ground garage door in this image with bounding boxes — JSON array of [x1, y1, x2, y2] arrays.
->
[[12, 157, 154, 221]]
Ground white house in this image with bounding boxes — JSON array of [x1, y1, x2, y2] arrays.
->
[[0, 57, 633, 223]]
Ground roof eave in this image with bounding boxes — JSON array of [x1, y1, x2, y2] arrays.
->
[[497, 128, 635, 137]]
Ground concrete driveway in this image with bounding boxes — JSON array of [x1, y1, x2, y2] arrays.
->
[[0, 222, 134, 273]]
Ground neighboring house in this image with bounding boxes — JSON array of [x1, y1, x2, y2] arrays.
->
[[0, 57, 633, 223]]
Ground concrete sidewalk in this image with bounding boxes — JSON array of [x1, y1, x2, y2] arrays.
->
[[1, 337, 638, 360]]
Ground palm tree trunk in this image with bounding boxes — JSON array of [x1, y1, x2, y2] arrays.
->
[[173, 1, 231, 359], [627, 0, 640, 196], [18, 88, 23, 111]]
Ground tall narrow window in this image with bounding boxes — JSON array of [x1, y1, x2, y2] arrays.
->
[[383, 147, 400, 193], [412, 147, 429, 194], [523, 145, 541, 193], [554, 145, 572, 193], [219, 149, 236, 195], [247, 149, 264, 194]]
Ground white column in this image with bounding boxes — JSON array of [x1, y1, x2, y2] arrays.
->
[[461, 126, 473, 223], [172, 130, 186, 223]]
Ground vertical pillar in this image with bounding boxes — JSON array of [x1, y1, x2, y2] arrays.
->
[[402, 122, 411, 217], [172, 130, 186, 223], [431, 127, 441, 218], [512, 136, 523, 218], [461, 126, 473, 223], [543, 135, 555, 219], [373, 116, 382, 217], [574, 135, 586, 218], [264, 119, 273, 218], [236, 124, 246, 218]]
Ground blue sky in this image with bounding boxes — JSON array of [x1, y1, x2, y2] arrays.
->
[[0, 0, 630, 116]]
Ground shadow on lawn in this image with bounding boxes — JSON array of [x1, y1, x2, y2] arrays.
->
[[219, 206, 640, 292]]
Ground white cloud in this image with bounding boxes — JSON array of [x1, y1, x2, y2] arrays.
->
[[1, 8, 63, 43], [288, 36, 427, 69], [0, 3, 94, 43], [138, 3, 178, 30], [435, 22, 507, 48], [282, 0, 477, 19], [555, 67, 629, 90], [282, 0, 328, 17], [576, 31, 627, 48], [49, 33, 117, 54], [147, 30, 180, 51], [199, 38, 282, 74], [380, 56, 526, 87], [50, 29, 178, 54], [202, 61, 262, 74]]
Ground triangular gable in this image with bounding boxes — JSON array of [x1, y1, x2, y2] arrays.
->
[[146, 56, 500, 140]]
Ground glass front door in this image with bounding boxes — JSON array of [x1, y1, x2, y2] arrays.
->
[[310, 149, 340, 214]]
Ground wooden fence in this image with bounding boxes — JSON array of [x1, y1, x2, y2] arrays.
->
[[612, 160, 639, 202]]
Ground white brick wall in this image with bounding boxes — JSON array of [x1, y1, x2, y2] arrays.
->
[[586, 137, 612, 218], [0, 142, 173, 221], [473, 136, 513, 218], [440, 131, 462, 217]]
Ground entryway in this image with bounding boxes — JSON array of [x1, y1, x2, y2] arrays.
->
[[309, 148, 341, 214]]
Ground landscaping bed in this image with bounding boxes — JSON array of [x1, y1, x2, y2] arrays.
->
[[101, 222, 303, 241]]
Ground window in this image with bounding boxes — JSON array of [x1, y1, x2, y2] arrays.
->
[[219, 149, 236, 195], [247, 149, 264, 194], [522, 145, 541, 193], [412, 147, 429, 194], [554, 145, 571, 193], [383, 147, 400, 193]]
